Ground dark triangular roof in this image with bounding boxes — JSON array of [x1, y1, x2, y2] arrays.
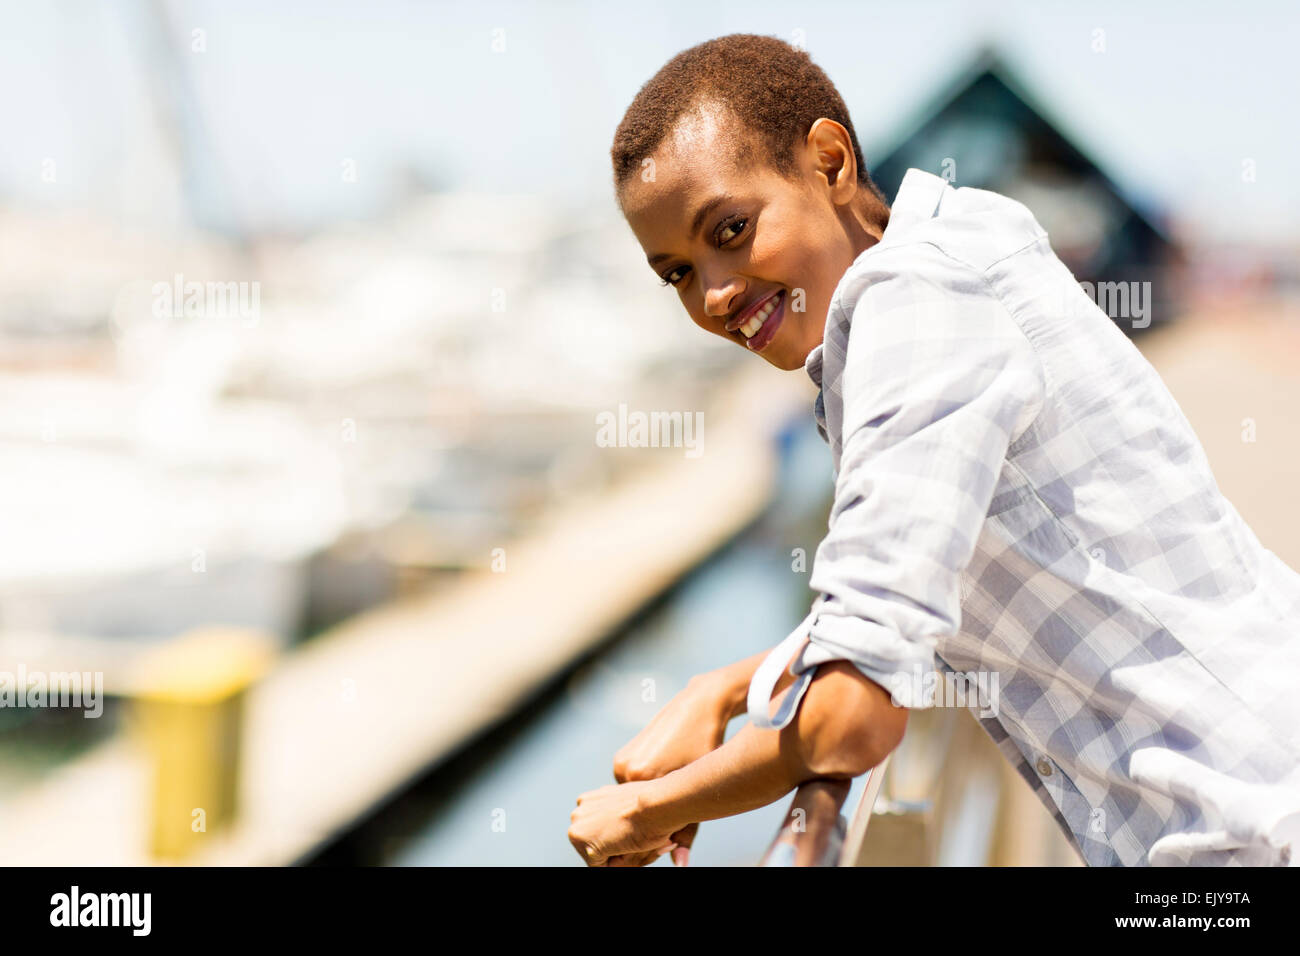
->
[[868, 47, 1170, 243]]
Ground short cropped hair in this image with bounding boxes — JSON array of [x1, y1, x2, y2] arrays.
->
[[611, 33, 886, 205]]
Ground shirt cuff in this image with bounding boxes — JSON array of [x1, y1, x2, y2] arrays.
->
[[746, 597, 943, 731], [788, 605, 941, 710], [745, 603, 819, 731]]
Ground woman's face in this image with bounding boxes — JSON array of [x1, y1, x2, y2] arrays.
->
[[618, 109, 875, 371]]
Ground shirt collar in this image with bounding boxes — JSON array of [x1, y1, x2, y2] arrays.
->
[[801, 168, 949, 390], [885, 167, 950, 234], [804, 341, 825, 390]]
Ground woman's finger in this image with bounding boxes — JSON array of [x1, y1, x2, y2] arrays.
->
[[669, 823, 698, 866], [605, 842, 676, 867]]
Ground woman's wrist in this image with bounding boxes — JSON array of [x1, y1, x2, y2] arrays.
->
[[693, 659, 754, 723], [710, 647, 801, 722], [636, 769, 693, 838], [635, 710, 809, 835]]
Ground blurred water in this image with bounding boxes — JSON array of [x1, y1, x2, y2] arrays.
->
[[311, 411, 879, 866]]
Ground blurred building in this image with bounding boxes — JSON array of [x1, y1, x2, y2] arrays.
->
[[869, 48, 1185, 333]]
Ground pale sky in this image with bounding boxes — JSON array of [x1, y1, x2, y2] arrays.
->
[[0, 0, 1296, 242]]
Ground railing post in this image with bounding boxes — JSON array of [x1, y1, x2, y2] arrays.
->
[[130, 627, 275, 861], [759, 778, 851, 867]]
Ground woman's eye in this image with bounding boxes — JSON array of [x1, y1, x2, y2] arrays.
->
[[660, 266, 689, 287], [717, 217, 747, 244]]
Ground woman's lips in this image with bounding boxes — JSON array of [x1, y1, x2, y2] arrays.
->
[[726, 289, 780, 332], [743, 290, 784, 353]]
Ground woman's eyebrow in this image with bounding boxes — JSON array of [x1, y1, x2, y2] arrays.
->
[[688, 194, 732, 238], [646, 194, 734, 267]]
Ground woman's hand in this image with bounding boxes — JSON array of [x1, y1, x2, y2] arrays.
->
[[608, 673, 733, 864], [613, 673, 732, 782], [568, 780, 680, 866]]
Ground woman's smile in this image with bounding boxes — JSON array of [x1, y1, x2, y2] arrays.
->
[[729, 288, 785, 352]]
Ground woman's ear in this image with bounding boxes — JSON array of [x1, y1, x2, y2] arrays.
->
[[805, 118, 859, 204]]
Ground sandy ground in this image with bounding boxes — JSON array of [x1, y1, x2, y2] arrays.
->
[[1137, 300, 1300, 571]]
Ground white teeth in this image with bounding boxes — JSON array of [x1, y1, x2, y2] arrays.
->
[[738, 293, 781, 339]]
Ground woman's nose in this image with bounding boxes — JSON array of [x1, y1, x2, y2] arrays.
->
[[703, 276, 744, 321]]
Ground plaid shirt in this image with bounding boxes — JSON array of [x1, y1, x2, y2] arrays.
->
[[746, 168, 1300, 866]]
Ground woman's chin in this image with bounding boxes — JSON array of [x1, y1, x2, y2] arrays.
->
[[766, 336, 811, 371], [762, 347, 801, 372]]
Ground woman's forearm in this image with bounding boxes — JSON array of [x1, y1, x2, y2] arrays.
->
[[638, 711, 809, 832], [640, 661, 906, 834]]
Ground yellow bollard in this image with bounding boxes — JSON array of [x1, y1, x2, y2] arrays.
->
[[130, 628, 275, 861]]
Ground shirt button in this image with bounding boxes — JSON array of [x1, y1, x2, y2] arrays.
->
[[1036, 757, 1053, 777]]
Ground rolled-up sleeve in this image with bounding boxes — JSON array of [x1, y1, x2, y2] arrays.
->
[[748, 246, 1046, 728]]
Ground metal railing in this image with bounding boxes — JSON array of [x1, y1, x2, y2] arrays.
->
[[758, 706, 1079, 866], [758, 754, 892, 867]]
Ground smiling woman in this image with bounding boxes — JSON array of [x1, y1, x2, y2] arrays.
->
[[562, 33, 919, 868], [610, 34, 891, 372]]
